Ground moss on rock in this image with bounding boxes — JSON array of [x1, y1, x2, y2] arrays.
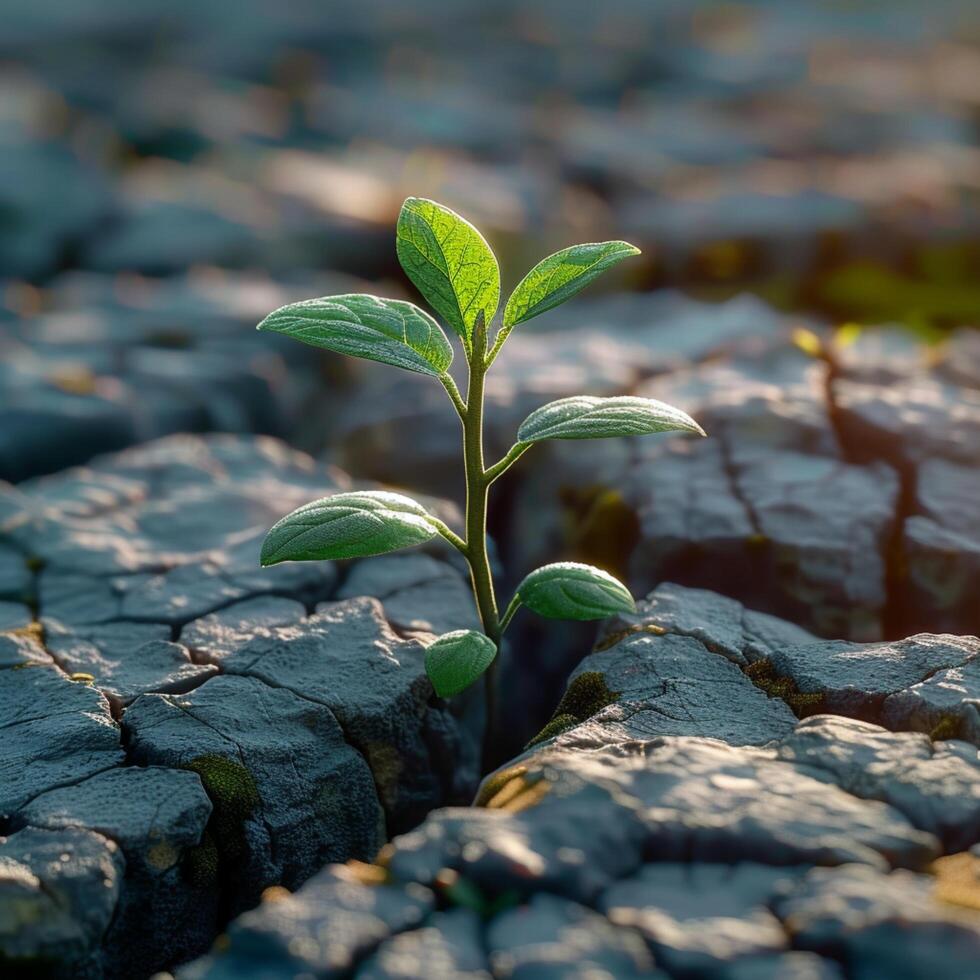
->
[[181, 754, 260, 883], [525, 671, 619, 749], [743, 659, 824, 715]]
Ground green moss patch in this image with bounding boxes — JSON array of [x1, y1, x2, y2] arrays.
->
[[525, 671, 619, 748]]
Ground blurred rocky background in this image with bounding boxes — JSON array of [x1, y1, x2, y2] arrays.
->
[[2, 2, 980, 978]]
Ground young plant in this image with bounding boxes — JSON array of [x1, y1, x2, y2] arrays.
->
[[257, 197, 705, 742]]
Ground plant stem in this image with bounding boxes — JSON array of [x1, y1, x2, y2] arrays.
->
[[484, 441, 531, 484], [440, 373, 467, 421], [463, 321, 500, 758]]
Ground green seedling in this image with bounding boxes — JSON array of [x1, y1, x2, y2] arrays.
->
[[257, 197, 705, 742]]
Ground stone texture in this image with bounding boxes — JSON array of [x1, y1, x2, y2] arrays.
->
[[334, 553, 480, 639], [217, 596, 475, 830], [19, 766, 215, 978], [486, 893, 657, 979], [0, 269, 364, 482], [0, 826, 124, 980], [881, 657, 980, 746], [600, 863, 796, 975], [0, 435, 480, 977], [900, 458, 980, 636], [776, 716, 980, 852], [356, 908, 490, 979], [832, 374, 980, 470], [0, 633, 123, 818], [531, 629, 797, 751], [763, 632, 980, 729], [601, 582, 818, 668], [179, 866, 435, 980], [772, 863, 980, 979], [44, 620, 216, 710], [124, 673, 384, 905]]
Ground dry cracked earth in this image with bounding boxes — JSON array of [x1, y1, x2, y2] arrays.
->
[[3, 2, 980, 979]]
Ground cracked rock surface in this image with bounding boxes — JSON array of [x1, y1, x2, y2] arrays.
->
[[183, 583, 980, 980], [0, 434, 480, 977], [0, 270, 369, 483]]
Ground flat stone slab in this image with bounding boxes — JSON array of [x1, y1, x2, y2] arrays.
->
[[765, 632, 980, 732], [776, 716, 980, 853], [530, 630, 798, 750], [356, 908, 490, 979], [0, 634, 123, 817]]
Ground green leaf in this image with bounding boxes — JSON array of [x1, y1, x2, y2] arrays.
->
[[261, 491, 440, 565], [257, 294, 452, 377], [516, 562, 635, 621], [517, 395, 705, 443], [503, 241, 640, 330], [396, 197, 500, 350], [424, 630, 498, 698]]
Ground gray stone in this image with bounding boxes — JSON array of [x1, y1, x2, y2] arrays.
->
[[487, 894, 657, 979], [508, 738, 938, 873], [0, 543, 30, 601], [714, 952, 845, 980], [386, 786, 648, 906], [0, 635, 123, 817], [124, 674, 384, 904], [881, 657, 980, 746], [82, 199, 266, 275], [179, 865, 435, 980], [600, 863, 796, 975], [334, 553, 480, 638], [937, 327, 980, 390], [598, 582, 817, 668], [832, 374, 980, 469], [621, 439, 900, 640], [179, 595, 307, 662], [44, 619, 216, 709], [356, 909, 490, 979], [764, 633, 980, 722], [537, 630, 797, 749], [217, 597, 478, 830], [772, 864, 980, 979], [0, 601, 31, 631], [20, 766, 215, 978], [776, 716, 980, 851], [636, 342, 838, 462], [901, 458, 980, 636], [830, 325, 929, 384], [0, 826, 124, 979]]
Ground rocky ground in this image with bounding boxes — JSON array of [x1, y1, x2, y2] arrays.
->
[[2, 2, 980, 978], [180, 585, 980, 980], [0, 436, 481, 977]]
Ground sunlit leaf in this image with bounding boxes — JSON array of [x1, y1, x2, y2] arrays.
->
[[517, 395, 705, 443], [396, 197, 499, 349], [261, 491, 440, 565], [424, 629, 498, 697], [257, 294, 452, 377], [502, 241, 640, 332], [516, 562, 635, 621]]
